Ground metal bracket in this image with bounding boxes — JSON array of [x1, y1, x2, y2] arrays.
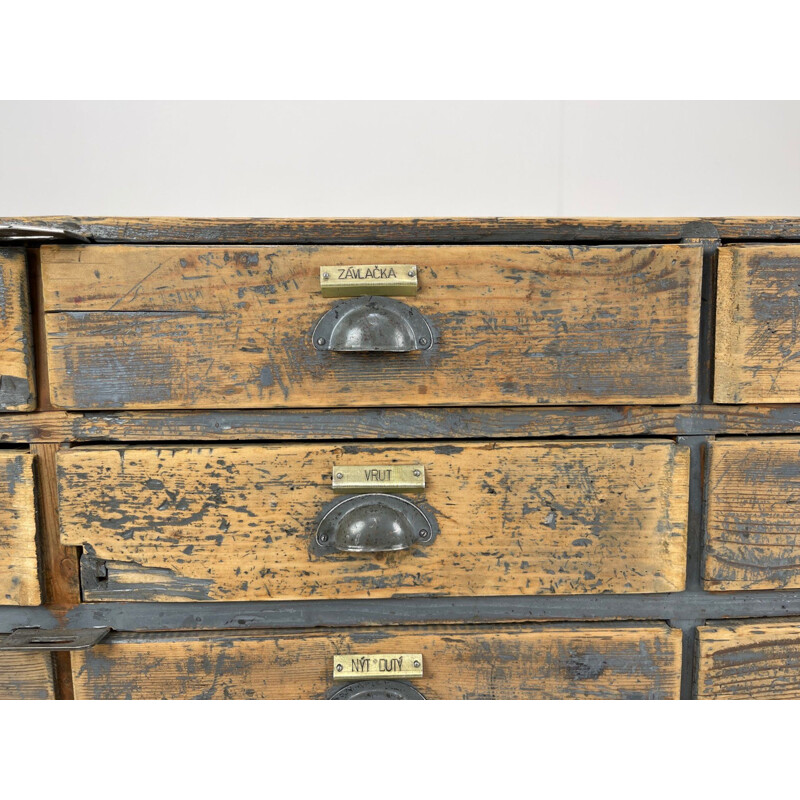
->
[[312, 493, 439, 555], [0, 223, 92, 243], [328, 680, 426, 700], [0, 626, 111, 651], [312, 296, 433, 352]]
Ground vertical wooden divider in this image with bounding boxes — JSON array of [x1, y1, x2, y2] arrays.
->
[[27, 246, 80, 699]]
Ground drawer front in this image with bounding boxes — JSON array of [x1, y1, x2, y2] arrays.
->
[[697, 620, 800, 699], [0, 452, 41, 605], [704, 438, 800, 591], [41, 244, 702, 410], [57, 440, 689, 601], [715, 245, 800, 403], [0, 248, 35, 411], [71, 623, 682, 699], [0, 638, 55, 699]]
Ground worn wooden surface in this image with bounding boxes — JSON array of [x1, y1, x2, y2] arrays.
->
[[8, 215, 800, 243], [715, 246, 800, 403], [8, 405, 800, 444], [0, 248, 35, 411], [41, 244, 702, 409], [56, 440, 688, 601], [696, 620, 800, 699], [0, 635, 55, 699], [0, 452, 41, 605], [71, 622, 682, 699], [704, 438, 800, 591]]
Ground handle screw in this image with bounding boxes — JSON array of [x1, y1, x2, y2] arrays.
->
[[316, 337, 326, 346], [318, 532, 329, 544], [418, 529, 429, 540], [413, 469, 421, 477], [419, 337, 428, 346], [336, 663, 343, 672]]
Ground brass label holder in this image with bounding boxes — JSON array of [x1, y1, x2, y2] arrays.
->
[[319, 264, 418, 297], [332, 464, 425, 493], [333, 653, 424, 681]]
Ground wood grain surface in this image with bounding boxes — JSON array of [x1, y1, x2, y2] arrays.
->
[[0, 452, 41, 605], [697, 620, 800, 699], [715, 245, 800, 403], [71, 622, 682, 699], [704, 438, 800, 591], [0, 635, 55, 699], [41, 244, 702, 409], [0, 248, 35, 411], [57, 440, 688, 601]]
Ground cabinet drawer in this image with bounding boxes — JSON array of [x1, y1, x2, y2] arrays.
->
[[71, 623, 682, 699], [0, 248, 35, 411], [57, 439, 689, 601], [704, 438, 800, 591], [0, 452, 41, 605], [41, 244, 702, 410], [697, 620, 800, 699], [0, 637, 55, 699], [715, 245, 800, 403]]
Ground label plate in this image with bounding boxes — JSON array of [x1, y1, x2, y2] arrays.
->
[[332, 464, 426, 493], [320, 264, 418, 297], [333, 653, 424, 681]]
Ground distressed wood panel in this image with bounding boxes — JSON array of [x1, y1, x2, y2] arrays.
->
[[0, 249, 35, 411], [71, 622, 682, 699], [41, 244, 702, 409], [57, 440, 688, 602], [0, 452, 41, 605], [697, 620, 800, 699], [0, 636, 55, 699], [9, 405, 800, 445], [704, 438, 800, 591], [10, 215, 800, 243], [715, 246, 800, 403]]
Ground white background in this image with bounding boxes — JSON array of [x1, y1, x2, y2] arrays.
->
[[2, 100, 799, 217]]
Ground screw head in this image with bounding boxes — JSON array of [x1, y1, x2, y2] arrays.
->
[[322, 272, 330, 280], [413, 469, 421, 477], [316, 337, 326, 346], [419, 337, 428, 346], [336, 663, 343, 672], [336, 472, 343, 479], [318, 532, 329, 544], [413, 660, 421, 668], [418, 529, 429, 540], [408, 268, 416, 277]]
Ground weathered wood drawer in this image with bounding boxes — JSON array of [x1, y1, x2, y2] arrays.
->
[[696, 620, 800, 699], [704, 438, 800, 591], [0, 636, 55, 699], [0, 248, 35, 411], [41, 244, 702, 410], [715, 245, 800, 403], [56, 439, 689, 601], [71, 622, 682, 699], [0, 451, 41, 605]]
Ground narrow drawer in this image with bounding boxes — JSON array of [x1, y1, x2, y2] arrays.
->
[[0, 451, 41, 605], [0, 637, 55, 699], [71, 623, 682, 699], [41, 244, 702, 410], [697, 620, 800, 699], [56, 439, 689, 601], [0, 248, 35, 411], [704, 438, 800, 591], [715, 245, 800, 403]]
